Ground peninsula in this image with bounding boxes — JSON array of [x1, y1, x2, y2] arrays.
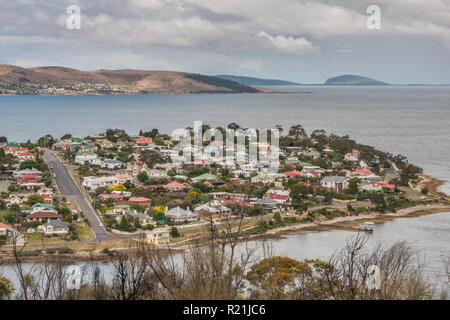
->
[[0, 65, 287, 95]]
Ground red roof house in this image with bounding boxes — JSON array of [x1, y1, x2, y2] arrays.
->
[[129, 197, 151, 206], [136, 137, 153, 145], [27, 211, 61, 222]]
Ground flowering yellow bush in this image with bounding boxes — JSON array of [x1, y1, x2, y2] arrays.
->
[[109, 184, 126, 192]]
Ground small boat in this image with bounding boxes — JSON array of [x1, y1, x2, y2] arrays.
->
[[357, 222, 375, 232]]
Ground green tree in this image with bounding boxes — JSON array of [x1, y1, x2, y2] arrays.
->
[[347, 178, 359, 195], [37, 134, 55, 148], [27, 195, 45, 206], [139, 150, 165, 168], [246, 256, 314, 299], [288, 124, 307, 139], [170, 226, 180, 238], [137, 171, 149, 183], [273, 212, 282, 223], [119, 216, 130, 231], [0, 277, 14, 300], [60, 133, 72, 140]]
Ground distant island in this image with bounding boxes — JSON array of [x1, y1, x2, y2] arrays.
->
[[214, 75, 300, 86], [324, 75, 389, 86], [0, 65, 289, 95]]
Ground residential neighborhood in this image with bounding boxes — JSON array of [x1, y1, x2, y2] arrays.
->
[[0, 124, 445, 247]]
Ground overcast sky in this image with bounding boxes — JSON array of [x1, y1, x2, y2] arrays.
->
[[1, 0, 450, 84]]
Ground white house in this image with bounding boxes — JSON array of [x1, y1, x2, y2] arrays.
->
[[75, 153, 99, 165], [102, 159, 123, 170], [82, 176, 123, 190], [320, 176, 349, 193], [37, 220, 70, 235], [165, 207, 197, 223], [139, 229, 170, 245]]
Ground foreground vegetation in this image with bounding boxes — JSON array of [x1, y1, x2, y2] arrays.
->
[[1, 218, 449, 300]]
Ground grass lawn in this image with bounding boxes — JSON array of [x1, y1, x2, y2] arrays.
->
[[74, 222, 95, 241], [0, 210, 13, 222], [27, 232, 44, 243]]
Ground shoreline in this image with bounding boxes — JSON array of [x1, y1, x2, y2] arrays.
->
[[2, 203, 449, 264], [259, 203, 450, 237]]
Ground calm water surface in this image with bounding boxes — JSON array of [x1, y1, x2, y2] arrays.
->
[[1, 86, 449, 193]]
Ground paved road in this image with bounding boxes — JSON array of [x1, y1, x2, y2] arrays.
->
[[384, 162, 398, 183], [42, 149, 117, 242]]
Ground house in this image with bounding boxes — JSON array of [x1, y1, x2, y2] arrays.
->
[[371, 181, 396, 189], [139, 229, 169, 245], [251, 173, 284, 184], [203, 179, 226, 188], [32, 202, 56, 213], [127, 212, 153, 226], [136, 137, 153, 145], [164, 181, 191, 191], [98, 193, 126, 201], [127, 161, 148, 176], [299, 169, 321, 178], [349, 168, 374, 177], [4, 146, 29, 156], [129, 197, 151, 206], [194, 201, 232, 220], [320, 176, 349, 193], [0, 222, 7, 236], [209, 192, 247, 201], [282, 170, 302, 179], [38, 194, 53, 203], [143, 184, 165, 193], [27, 211, 62, 222], [251, 197, 279, 210], [359, 185, 383, 192], [17, 174, 38, 184], [155, 162, 182, 173], [5, 196, 23, 207], [13, 168, 42, 178], [145, 169, 168, 179], [17, 153, 35, 161], [74, 153, 99, 165], [37, 220, 70, 235], [266, 193, 291, 204], [344, 150, 360, 162], [165, 206, 197, 223], [191, 173, 218, 182], [102, 159, 123, 170], [82, 176, 126, 190]]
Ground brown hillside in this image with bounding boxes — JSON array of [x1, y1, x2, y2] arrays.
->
[[0, 64, 279, 94]]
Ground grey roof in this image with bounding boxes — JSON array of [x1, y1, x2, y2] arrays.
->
[[44, 220, 70, 228], [104, 159, 122, 164], [255, 197, 278, 205], [165, 207, 196, 219], [321, 176, 346, 183]]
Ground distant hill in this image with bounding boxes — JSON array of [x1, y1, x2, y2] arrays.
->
[[324, 75, 389, 86], [214, 75, 300, 86], [0, 65, 286, 95]]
